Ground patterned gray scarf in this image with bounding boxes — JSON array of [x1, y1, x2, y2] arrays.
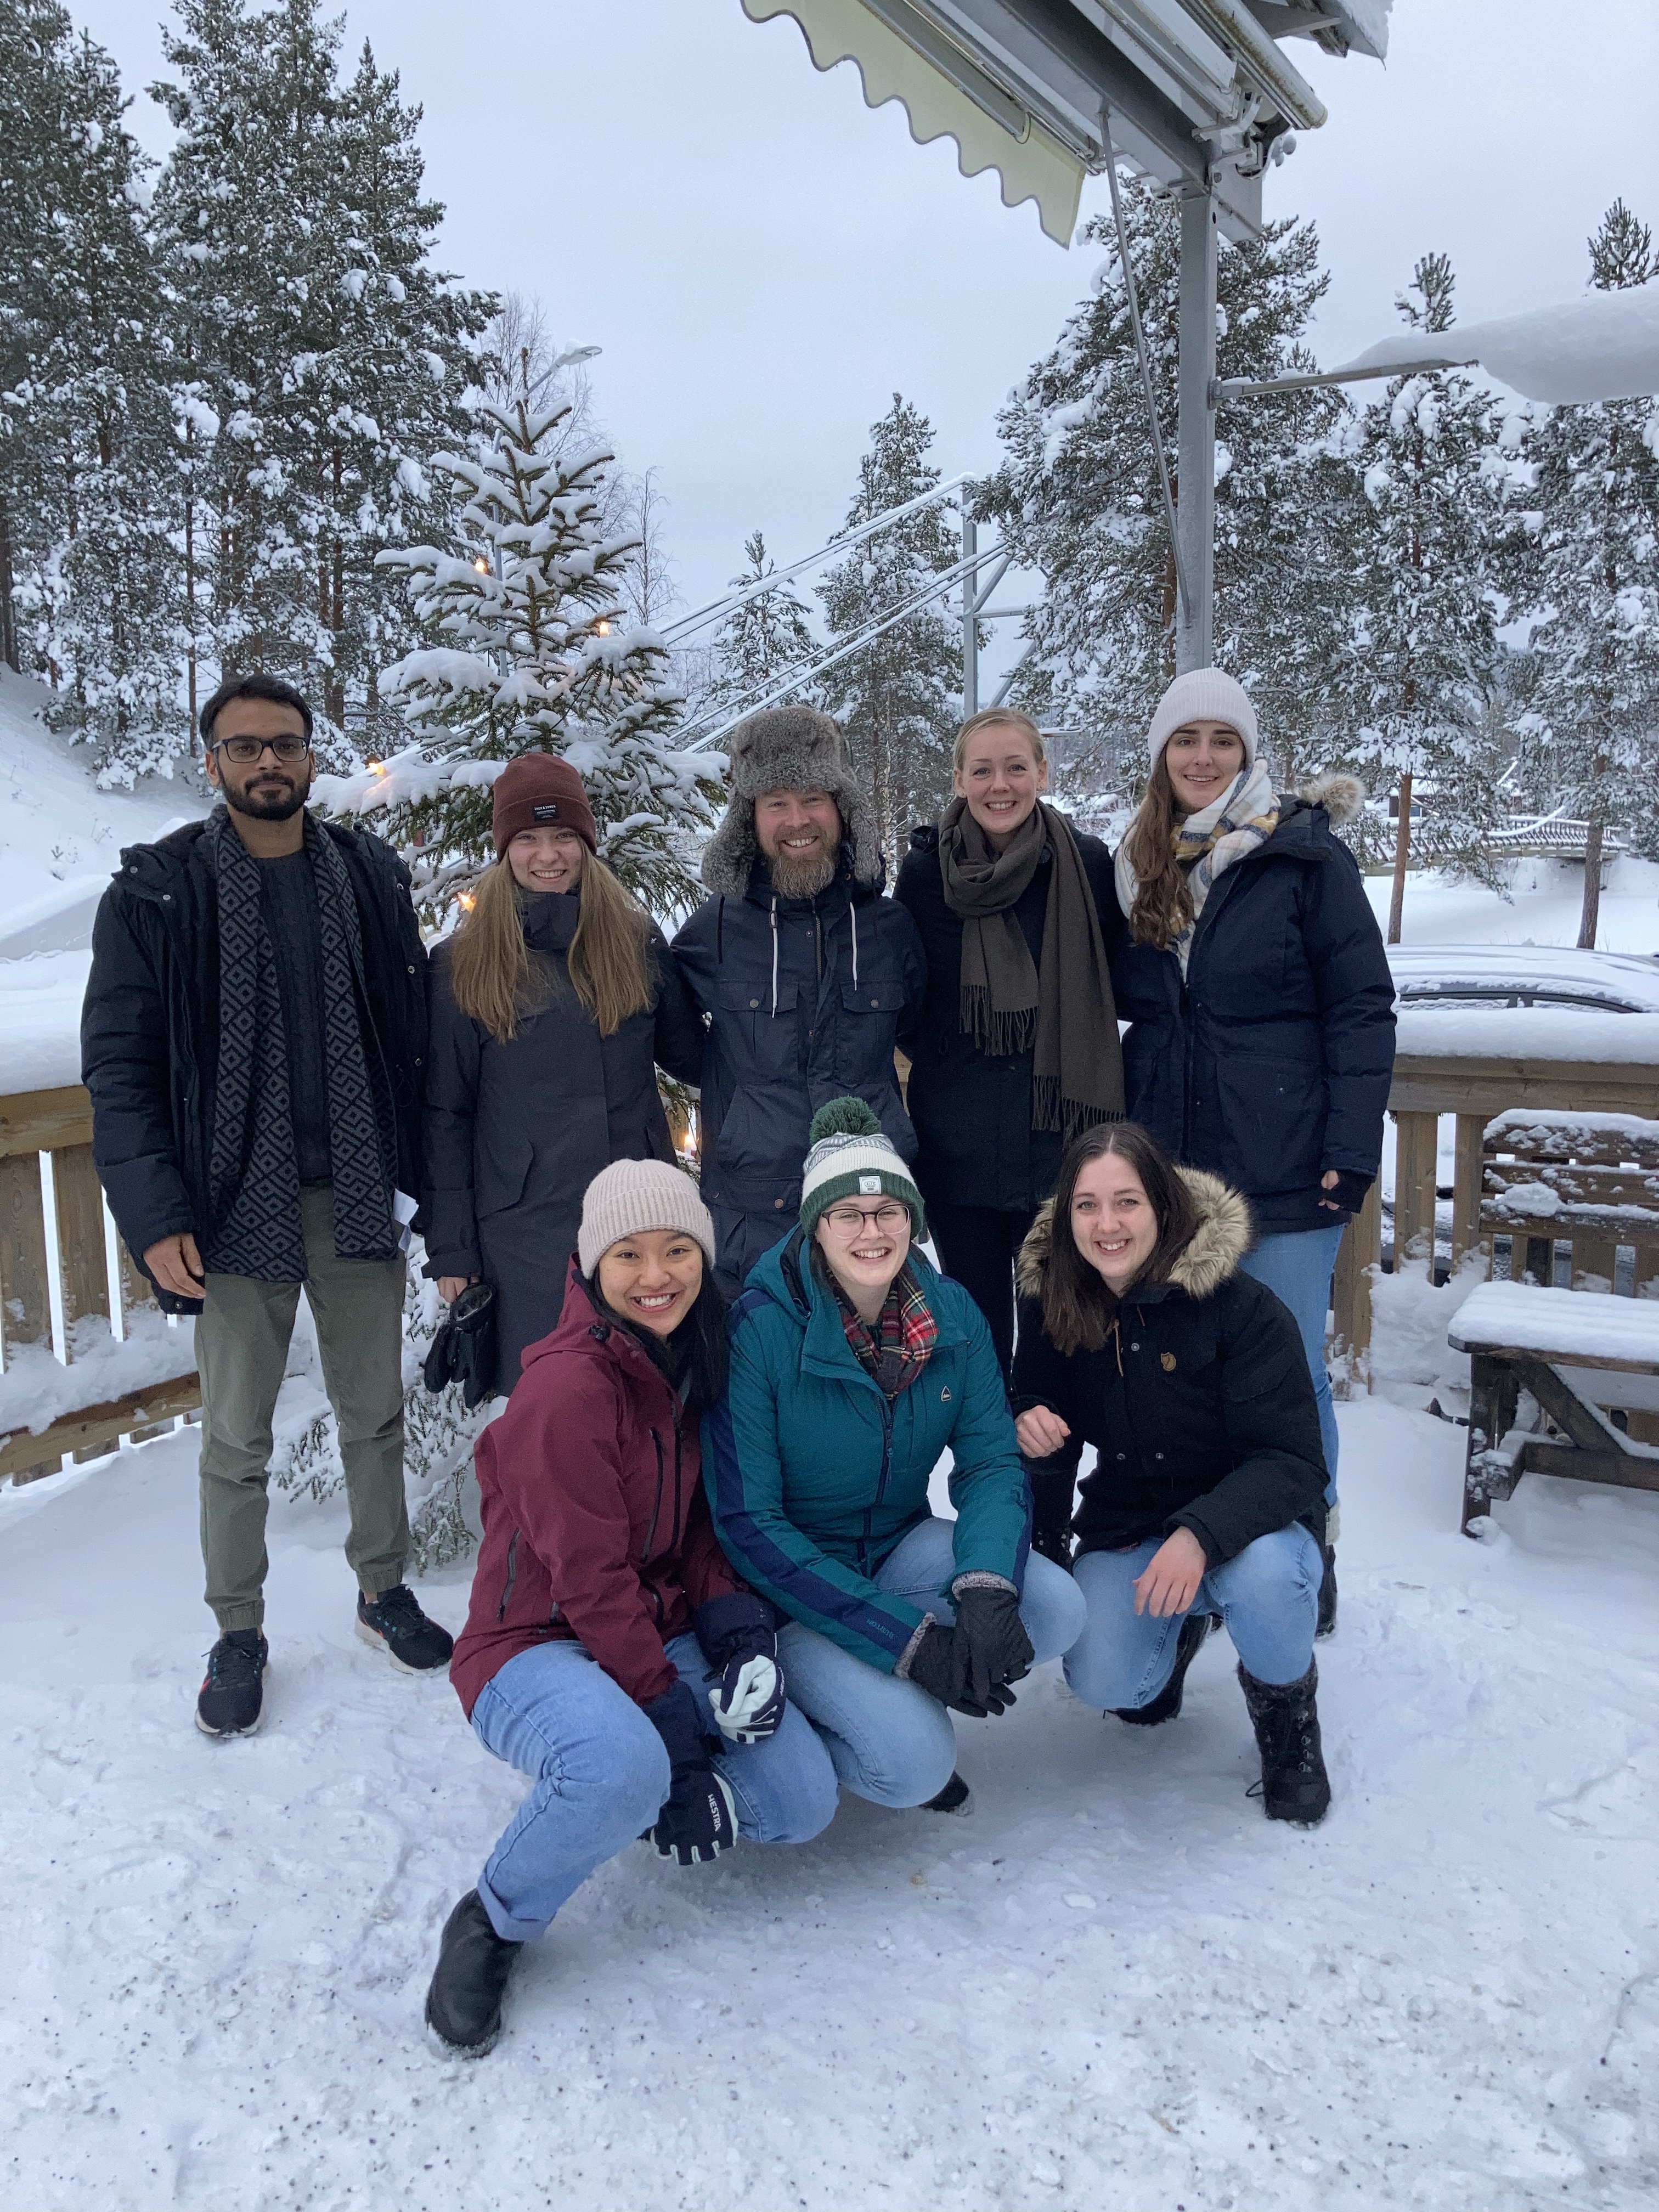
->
[[204, 809, 397, 1279]]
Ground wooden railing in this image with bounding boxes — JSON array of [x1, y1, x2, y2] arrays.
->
[[1331, 1049, 1659, 1387], [0, 1085, 200, 1484]]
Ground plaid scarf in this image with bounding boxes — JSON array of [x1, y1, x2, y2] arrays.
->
[[1114, 758, 1280, 978], [204, 809, 398, 1280], [831, 1261, 939, 1398]]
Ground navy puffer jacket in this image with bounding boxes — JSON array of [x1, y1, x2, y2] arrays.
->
[[1110, 776, 1395, 1236]]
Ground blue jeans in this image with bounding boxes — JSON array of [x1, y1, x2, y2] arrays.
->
[[777, 1516, 1089, 1809], [470, 1631, 840, 1941], [1064, 1526, 1321, 1707], [1238, 1221, 1345, 1500]]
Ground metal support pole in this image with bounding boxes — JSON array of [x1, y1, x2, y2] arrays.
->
[[1176, 185, 1218, 673], [962, 513, 979, 719]]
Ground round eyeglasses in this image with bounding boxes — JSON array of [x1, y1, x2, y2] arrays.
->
[[821, 1203, 910, 1237]]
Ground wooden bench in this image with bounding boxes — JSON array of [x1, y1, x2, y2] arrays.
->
[[1448, 1279, 1659, 1532], [1481, 1108, 1659, 1295]]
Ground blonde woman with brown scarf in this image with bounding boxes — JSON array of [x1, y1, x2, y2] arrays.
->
[[895, 710, 1123, 1566]]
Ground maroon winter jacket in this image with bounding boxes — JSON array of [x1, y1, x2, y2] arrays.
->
[[449, 1262, 743, 1717]]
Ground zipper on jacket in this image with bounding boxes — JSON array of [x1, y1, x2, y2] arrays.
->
[[496, 1529, 521, 1622], [642, 1431, 667, 1565], [857, 1386, 896, 1573]]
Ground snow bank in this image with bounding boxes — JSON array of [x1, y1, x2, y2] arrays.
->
[[0, 948, 94, 1091], [0, 1308, 196, 1434], [1367, 1252, 1485, 1401], [1335, 282, 1659, 405]]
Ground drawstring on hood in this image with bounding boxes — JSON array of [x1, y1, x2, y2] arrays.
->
[[769, 896, 780, 1016]]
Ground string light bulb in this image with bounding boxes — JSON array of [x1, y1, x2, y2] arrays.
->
[[458, 891, 476, 912], [473, 557, 489, 574], [595, 619, 610, 636], [366, 759, 385, 775]]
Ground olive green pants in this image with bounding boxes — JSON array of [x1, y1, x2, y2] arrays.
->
[[195, 1184, 409, 1633]]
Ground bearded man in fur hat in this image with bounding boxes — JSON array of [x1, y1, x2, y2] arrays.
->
[[672, 707, 926, 1297]]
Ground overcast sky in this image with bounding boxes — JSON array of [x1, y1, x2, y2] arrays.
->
[[76, 0, 1659, 626]]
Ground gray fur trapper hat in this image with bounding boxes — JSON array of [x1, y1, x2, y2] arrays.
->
[[700, 705, 882, 896]]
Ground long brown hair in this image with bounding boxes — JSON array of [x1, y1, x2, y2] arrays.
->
[[1039, 1121, 1201, 1355], [449, 850, 653, 1045], [1122, 754, 1193, 951]]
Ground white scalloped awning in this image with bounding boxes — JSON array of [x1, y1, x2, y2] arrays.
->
[[742, 0, 1087, 246]]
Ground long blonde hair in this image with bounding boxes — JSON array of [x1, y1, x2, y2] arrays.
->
[[1122, 755, 1193, 952], [449, 850, 653, 1045]]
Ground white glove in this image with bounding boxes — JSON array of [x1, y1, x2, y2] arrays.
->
[[710, 1652, 786, 1745]]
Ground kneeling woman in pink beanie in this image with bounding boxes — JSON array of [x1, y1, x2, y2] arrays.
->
[[425, 1158, 838, 2053]]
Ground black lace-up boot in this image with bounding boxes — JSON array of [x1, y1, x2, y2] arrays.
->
[[1239, 1659, 1331, 1826], [356, 1585, 455, 1673], [425, 1890, 522, 2054], [196, 1630, 269, 1736], [1113, 1611, 1211, 1727]]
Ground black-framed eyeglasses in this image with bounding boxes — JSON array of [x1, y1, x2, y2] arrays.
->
[[210, 734, 311, 764]]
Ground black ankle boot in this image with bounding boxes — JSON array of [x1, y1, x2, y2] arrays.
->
[[1316, 1544, 1338, 1639], [1238, 1660, 1331, 1826], [425, 1890, 522, 2053], [921, 1770, 972, 1813], [1113, 1611, 1211, 1727], [1029, 1523, 1074, 1572]]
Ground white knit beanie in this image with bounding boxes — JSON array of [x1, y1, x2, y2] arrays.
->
[[577, 1159, 716, 1278], [1146, 668, 1259, 768]]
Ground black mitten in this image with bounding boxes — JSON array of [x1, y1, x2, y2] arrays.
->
[[1318, 1169, 1375, 1216], [641, 1680, 737, 1866]]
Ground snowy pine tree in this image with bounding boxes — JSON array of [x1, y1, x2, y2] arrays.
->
[[1332, 252, 1506, 939], [989, 182, 1348, 793], [819, 394, 961, 873], [708, 530, 817, 721], [370, 398, 720, 915], [149, 0, 491, 758], [1515, 201, 1659, 949], [0, 4, 184, 778]]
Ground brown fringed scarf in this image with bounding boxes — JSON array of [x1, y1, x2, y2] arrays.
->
[[936, 796, 1124, 1137]]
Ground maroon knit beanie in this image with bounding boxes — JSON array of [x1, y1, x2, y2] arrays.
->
[[490, 753, 599, 860]]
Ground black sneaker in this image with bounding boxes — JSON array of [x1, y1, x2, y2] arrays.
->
[[1113, 1611, 1211, 1728], [425, 1889, 522, 2055], [356, 1585, 454, 1674], [196, 1630, 269, 1736], [921, 1770, 972, 1814]]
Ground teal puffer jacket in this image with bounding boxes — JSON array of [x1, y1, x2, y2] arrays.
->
[[702, 1228, 1030, 1672]]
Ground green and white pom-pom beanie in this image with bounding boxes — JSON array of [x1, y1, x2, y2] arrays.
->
[[799, 1098, 926, 1242]]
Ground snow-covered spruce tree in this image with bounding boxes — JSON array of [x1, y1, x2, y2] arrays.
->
[[988, 182, 1350, 795], [366, 398, 720, 917], [707, 529, 818, 723], [819, 394, 961, 874], [1330, 253, 1506, 939], [149, 0, 492, 760], [0, 5, 186, 776], [1515, 201, 1659, 949]]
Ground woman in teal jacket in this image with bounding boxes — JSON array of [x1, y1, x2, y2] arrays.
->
[[703, 1100, 1086, 1812]]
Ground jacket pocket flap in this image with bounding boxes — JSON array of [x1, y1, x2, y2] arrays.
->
[[717, 977, 798, 1013], [839, 979, 901, 1013]]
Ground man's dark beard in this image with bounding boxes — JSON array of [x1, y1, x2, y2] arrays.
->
[[223, 766, 312, 822], [766, 840, 838, 900]]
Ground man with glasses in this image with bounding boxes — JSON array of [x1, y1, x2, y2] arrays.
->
[[82, 673, 452, 1737]]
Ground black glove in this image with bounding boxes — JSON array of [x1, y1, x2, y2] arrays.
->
[[904, 1622, 984, 1714], [1318, 1169, 1375, 1216], [422, 1280, 496, 1409], [695, 1593, 786, 1746], [951, 1582, 1035, 1714], [641, 1679, 737, 1866]]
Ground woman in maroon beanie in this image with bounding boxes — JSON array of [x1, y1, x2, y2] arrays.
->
[[421, 754, 706, 1397]]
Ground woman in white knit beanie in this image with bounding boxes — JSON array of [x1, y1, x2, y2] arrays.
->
[[1106, 668, 1396, 1638]]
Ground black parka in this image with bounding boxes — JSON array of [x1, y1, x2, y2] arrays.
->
[[671, 853, 926, 1295], [895, 821, 1119, 1214], [421, 891, 705, 1397], [1011, 1171, 1327, 1564], [1110, 778, 1395, 1236], [80, 814, 428, 1311]]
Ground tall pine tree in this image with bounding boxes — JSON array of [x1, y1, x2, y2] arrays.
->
[[819, 394, 961, 874], [708, 529, 817, 721], [369, 399, 719, 915], [1333, 252, 1505, 939], [1516, 201, 1659, 948]]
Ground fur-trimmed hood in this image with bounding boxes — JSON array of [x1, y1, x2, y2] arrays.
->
[[701, 704, 882, 897], [1015, 1167, 1253, 1305], [1294, 771, 1365, 830]]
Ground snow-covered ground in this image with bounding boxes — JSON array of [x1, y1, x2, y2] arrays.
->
[[3, 1395, 1657, 2211]]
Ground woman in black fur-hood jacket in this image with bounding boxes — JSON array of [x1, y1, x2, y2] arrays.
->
[[1011, 1120, 1332, 1825]]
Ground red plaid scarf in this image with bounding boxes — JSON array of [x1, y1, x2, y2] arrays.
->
[[832, 1261, 938, 1398]]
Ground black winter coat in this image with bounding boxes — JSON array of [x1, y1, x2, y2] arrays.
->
[[671, 853, 926, 1295], [1110, 777, 1395, 1235], [422, 891, 706, 1397], [81, 814, 428, 1312], [1011, 1171, 1327, 1562], [895, 821, 1119, 1214]]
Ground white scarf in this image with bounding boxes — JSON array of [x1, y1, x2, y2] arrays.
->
[[1114, 758, 1282, 978]]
